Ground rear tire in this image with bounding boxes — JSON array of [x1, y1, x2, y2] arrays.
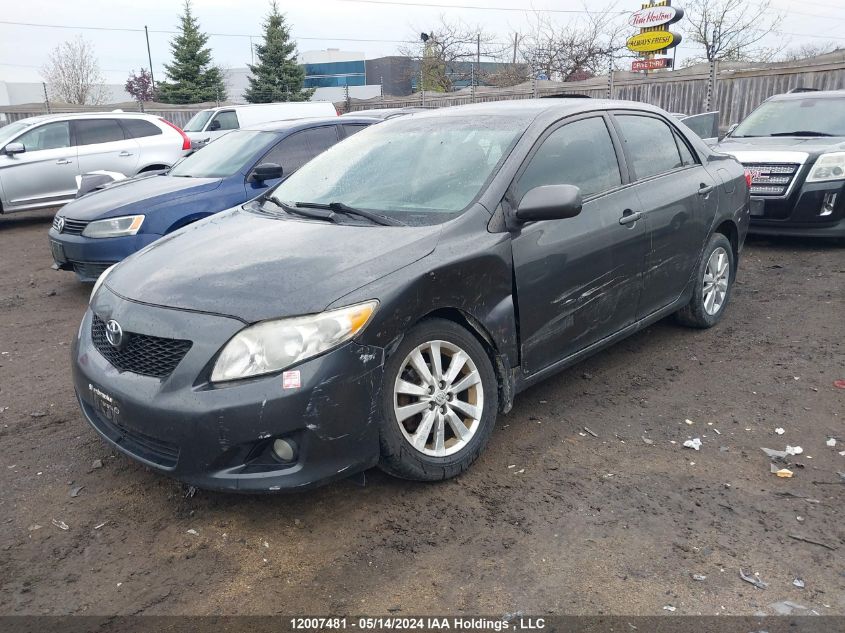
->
[[378, 318, 498, 481], [676, 233, 735, 328]]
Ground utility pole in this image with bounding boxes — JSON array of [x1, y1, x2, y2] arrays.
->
[[249, 36, 254, 66], [42, 82, 51, 114], [144, 26, 155, 93], [606, 58, 614, 99], [470, 63, 475, 103], [476, 33, 481, 66], [512, 33, 519, 64]]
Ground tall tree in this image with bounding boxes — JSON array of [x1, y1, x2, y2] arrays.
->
[[125, 69, 155, 102], [684, 0, 782, 64], [245, 1, 312, 102], [41, 36, 107, 105], [157, 0, 227, 104]]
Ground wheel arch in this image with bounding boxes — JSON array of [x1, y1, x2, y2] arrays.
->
[[713, 219, 740, 269]]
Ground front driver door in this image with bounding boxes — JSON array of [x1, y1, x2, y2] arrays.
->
[[510, 114, 649, 376], [0, 120, 78, 210]]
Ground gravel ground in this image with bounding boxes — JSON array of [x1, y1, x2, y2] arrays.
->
[[0, 209, 843, 616]]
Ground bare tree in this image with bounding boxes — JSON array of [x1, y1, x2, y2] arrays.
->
[[41, 36, 107, 105], [517, 9, 626, 82], [779, 42, 841, 62], [401, 16, 504, 92], [683, 0, 782, 64]]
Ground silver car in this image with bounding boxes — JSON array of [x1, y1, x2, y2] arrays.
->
[[0, 112, 191, 214]]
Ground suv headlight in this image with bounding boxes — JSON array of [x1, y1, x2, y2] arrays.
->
[[807, 152, 845, 183], [210, 300, 378, 383], [82, 215, 145, 238]]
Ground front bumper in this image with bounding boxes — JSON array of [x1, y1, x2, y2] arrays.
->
[[72, 290, 385, 492], [48, 227, 161, 282], [749, 180, 845, 238]]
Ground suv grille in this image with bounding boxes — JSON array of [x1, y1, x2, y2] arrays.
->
[[741, 163, 800, 197], [53, 216, 89, 235], [91, 314, 192, 379]]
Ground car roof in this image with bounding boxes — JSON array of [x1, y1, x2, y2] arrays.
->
[[243, 116, 380, 132], [12, 111, 160, 125], [768, 89, 845, 101]]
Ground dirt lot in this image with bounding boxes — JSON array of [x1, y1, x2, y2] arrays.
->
[[0, 208, 843, 617]]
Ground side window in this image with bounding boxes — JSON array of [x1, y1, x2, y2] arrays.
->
[[121, 118, 163, 139], [17, 121, 70, 151], [74, 119, 126, 146], [615, 115, 683, 179], [341, 123, 369, 138], [304, 126, 339, 154], [515, 116, 622, 201], [674, 131, 697, 167], [211, 111, 239, 131], [260, 127, 340, 174]]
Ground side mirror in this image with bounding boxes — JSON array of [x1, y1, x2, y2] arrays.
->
[[5, 142, 24, 155], [250, 162, 283, 183], [208, 120, 221, 131], [515, 184, 582, 222]]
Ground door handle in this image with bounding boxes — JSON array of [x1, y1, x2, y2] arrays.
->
[[56, 159, 71, 165], [698, 184, 715, 196], [619, 209, 642, 225], [118, 151, 134, 157]]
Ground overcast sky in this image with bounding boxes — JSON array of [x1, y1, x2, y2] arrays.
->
[[1, 0, 844, 84]]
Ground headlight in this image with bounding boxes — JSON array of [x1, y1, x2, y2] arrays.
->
[[807, 152, 845, 183], [89, 263, 117, 304], [82, 215, 145, 238], [210, 300, 378, 383]]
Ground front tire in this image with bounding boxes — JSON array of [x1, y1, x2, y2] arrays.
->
[[378, 318, 498, 481], [676, 233, 735, 328]]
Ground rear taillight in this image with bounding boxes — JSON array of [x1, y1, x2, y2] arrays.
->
[[159, 117, 192, 151], [744, 169, 753, 189]]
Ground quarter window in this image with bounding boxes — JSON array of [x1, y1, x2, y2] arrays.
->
[[515, 117, 622, 201], [17, 121, 70, 151], [616, 114, 683, 179], [121, 118, 163, 139], [675, 131, 697, 166], [74, 119, 126, 145]]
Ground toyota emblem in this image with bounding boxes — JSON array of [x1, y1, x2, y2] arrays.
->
[[55, 216, 65, 233], [105, 319, 124, 348]]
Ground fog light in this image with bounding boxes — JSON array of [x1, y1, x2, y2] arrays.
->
[[820, 193, 837, 217], [272, 438, 297, 462]]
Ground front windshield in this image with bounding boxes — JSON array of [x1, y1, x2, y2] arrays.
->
[[0, 118, 41, 143], [270, 115, 524, 217], [169, 130, 272, 178], [183, 110, 214, 132], [732, 98, 845, 137]]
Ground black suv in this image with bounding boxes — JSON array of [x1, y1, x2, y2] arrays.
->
[[718, 89, 845, 237]]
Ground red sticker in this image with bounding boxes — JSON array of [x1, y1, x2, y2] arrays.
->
[[282, 370, 301, 389], [834, 379, 845, 390]]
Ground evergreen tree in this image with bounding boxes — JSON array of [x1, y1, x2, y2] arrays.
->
[[244, 1, 313, 103], [157, 0, 227, 104]]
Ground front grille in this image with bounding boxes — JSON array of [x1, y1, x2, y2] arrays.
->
[[53, 216, 89, 234], [742, 162, 800, 197], [91, 314, 192, 379], [72, 261, 116, 280], [82, 398, 180, 469]]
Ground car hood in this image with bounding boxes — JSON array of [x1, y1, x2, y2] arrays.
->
[[718, 136, 845, 157], [60, 175, 223, 221], [105, 207, 441, 323]]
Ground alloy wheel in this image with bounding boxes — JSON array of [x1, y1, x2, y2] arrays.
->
[[703, 246, 730, 315], [393, 340, 484, 457]]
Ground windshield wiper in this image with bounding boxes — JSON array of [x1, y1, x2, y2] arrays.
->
[[295, 201, 404, 226], [769, 131, 834, 137], [264, 198, 338, 223]]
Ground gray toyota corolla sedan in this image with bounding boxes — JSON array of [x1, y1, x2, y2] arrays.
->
[[73, 99, 750, 492]]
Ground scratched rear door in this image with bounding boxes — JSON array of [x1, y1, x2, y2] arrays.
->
[[509, 114, 648, 376]]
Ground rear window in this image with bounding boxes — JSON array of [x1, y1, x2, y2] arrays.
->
[[121, 118, 162, 139], [74, 119, 126, 145]]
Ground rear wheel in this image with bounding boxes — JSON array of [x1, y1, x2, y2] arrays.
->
[[378, 319, 498, 481], [676, 233, 735, 328]]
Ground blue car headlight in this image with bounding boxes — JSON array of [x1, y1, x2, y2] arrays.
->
[[82, 215, 145, 239]]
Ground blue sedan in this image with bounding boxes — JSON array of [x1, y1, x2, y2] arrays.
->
[[48, 116, 377, 281]]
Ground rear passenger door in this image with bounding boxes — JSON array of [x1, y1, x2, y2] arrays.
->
[[246, 125, 340, 195], [611, 112, 716, 318], [510, 114, 648, 375], [72, 118, 140, 176]]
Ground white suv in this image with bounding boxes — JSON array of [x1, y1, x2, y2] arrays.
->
[[0, 112, 191, 214]]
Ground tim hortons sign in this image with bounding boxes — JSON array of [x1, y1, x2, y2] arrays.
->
[[629, 5, 684, 29], [626, 30, 682, 53]]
